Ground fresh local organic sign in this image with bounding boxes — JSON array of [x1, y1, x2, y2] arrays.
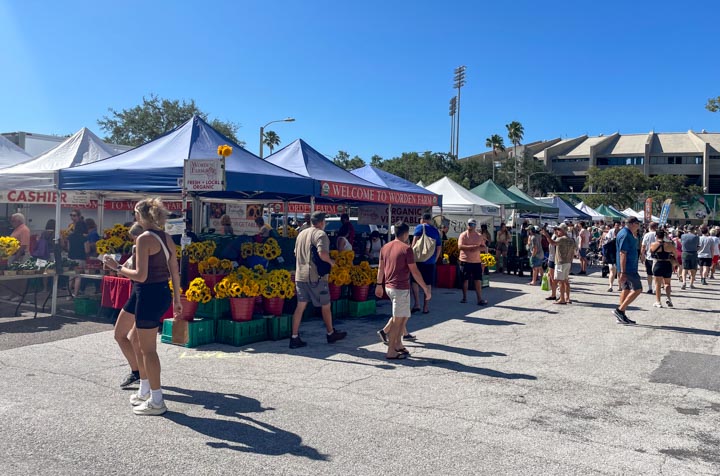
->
[[184, 159, 225, 192], [357, 206, 430, 226], [320, 181, 438, 206]]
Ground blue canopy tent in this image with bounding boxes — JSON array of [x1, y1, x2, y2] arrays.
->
[[350, 165, 442, 206], [59, 116, 315, 199], [537, 196, 592, 222]]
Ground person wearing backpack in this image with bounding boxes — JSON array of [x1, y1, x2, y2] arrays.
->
[[411, 213, 442, 314]]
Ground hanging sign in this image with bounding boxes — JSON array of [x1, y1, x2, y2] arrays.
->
[[658, 199, 672, 226], [358, 205, 430, 226], [0, 190, 95, 205], [104, 200, 187, 211], [267, 202, 345, 214], [208, 202, 263, 235], [184, 158, 225, 192], [320, 181, 438, 206], [644, 198, 652, 223]]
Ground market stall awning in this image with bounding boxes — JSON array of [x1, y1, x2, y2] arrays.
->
[[576, 202, 606, 221], [595, 204, 627, 220], [470, 180, 544, 212], [267, 139, 432, 206], [0, 135, 32, 169], [350, 165, 441, 206], [1, 128, 116, 190], [425, 177, 499, 216], [507, 185, 559, 216], [537, 196, 592, 221], [59, 116, 316, 197]]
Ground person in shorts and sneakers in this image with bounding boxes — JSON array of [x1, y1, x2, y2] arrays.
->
[[290, 212, 346, 349], [614, 217, 643, 325], [411, 213, 442, 314], [640, 222, 658, 294], [680, 227, 699, 289], [543, 224, 574, 304], [376, 222, 431, 360], [458, 218, 488, 305]]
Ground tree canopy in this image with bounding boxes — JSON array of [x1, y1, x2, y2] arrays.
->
[[706, 96, 720, 112], [98, 94, 242, 146]]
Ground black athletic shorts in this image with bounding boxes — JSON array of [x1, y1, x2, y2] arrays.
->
[[698, 257, 713, 267], [123, 281, 172, 329], [645, 259, 654, 277], [652, 261, 673, 279], [459, 261, 483, 281], [414, 262, 436, 287]]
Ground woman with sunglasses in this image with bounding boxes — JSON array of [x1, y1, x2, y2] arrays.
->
[[104, 198, 182, 416]]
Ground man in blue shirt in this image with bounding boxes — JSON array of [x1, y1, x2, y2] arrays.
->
[[411, 213, 442, 314], [614, 217, 642, 325]]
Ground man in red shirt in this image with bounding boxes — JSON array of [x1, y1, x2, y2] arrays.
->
[[375, 222, 431, 360]]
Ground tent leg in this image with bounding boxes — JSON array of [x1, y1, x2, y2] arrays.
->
[[98, 195, 105, 234], [283, 201, 289, 236], [310, 197, 315, 213], [51, 188, 61, 316], [387, 204, 392, 242]]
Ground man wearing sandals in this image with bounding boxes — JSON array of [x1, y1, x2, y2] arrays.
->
[[376, 222, 431, 360], [458, 218, 488, 306]]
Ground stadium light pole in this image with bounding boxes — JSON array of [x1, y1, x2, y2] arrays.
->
[[259, 117, 295, 158]]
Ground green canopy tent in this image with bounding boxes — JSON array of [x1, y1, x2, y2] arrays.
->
[[595, 204, 627, 220], [470, 180, 545, 257], [507, 185, 559, 218]]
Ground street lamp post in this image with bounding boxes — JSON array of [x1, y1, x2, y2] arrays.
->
[[259, 117, 295, 158], [492, 161, 501, 182], [527, 171, 552, 195]]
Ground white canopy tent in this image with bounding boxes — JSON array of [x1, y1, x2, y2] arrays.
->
[[0, 128, 116, 189], [622, 207, 659, 222], [0, 135, 32, 169], [576, 201, 605, 222], [424, 177, 500, 237]]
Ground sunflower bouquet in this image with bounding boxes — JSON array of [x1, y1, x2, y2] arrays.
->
[[103, 224, 129, 239], [184, 277, 212, 303], [214, 266, 262, 299], [0, 236, 21, 258], [328, 265, 351, 286], [277, 226, 298, 238], [479, 253, 496, 268], [198, 256, 233, 275], [443, 238, 459, 265], [241, 238, 282, 261], [257, 269, 295, 299], [60, 223, 74, 240], [350, 261, 376, 286], [217, 144, 233, 157], [330, 250, 355, 267], [95, 236, 127, 254], [184, 240, 217, 263]]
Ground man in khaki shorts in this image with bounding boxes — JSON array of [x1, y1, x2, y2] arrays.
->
[[376, 222, 431, 360], [290, 212, 347, 349]]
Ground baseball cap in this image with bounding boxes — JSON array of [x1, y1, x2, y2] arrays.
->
[[467, 218, 477, 225], [626, 217, 640, 224], [557, 223, 568, 231]]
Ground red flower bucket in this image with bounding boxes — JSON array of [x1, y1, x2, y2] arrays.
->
[[254, 295, 263, 314], [201, 273, 227, 293], [263, 297, 285, 316], [328, 283, 343, 300], [178, 296, 198, 321], [230, 297, 254, 322], [351, 285, 370, 302], [186, 261, 199, 282]]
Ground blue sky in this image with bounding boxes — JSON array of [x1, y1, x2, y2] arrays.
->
[[2, 0, 719, 161]]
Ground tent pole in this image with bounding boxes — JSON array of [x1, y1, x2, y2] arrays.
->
[[51, 185, 61, 316], [387, 204, 392, 242], [283, 200, 289, 236], [310, 196, 315, 213], [98, 194, 105, 234]]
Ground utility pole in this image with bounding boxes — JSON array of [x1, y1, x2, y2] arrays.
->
[[449, 96, 457, 157], [453, 65, 467, 159]]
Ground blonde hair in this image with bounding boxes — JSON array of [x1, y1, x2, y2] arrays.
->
[[134, 197, 168, 229], [128, 223, 144, 238]]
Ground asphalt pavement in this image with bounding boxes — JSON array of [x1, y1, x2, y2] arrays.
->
[[1, 266, 719, 475]]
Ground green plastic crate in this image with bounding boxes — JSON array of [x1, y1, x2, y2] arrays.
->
[[161, 318, 215, 348], [216, 319, 267, 347], [348, 299, 376, 317], [482, 275, 490, 288], [332, 298, 349, 318], [196, 298, 230, 319], [266, 314, 292, 341], [74, 297, 99, 316]]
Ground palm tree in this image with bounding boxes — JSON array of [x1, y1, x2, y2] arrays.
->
[[263, 131, 281, 155], [485, 134, 506, 182], [506, 121, 524, 186]]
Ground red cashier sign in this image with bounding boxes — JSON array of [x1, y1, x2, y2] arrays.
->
[[320, 181, 438, 207]]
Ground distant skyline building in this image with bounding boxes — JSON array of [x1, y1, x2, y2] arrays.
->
[[462, 131, 720, 193]]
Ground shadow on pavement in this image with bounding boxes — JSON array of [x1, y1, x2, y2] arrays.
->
[[407, 341, 507, 358], [163, 386, 328, 461], [634, 324, 720, 337], [458, 316, 526, 326]]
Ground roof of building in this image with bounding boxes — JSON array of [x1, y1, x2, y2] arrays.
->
[[597, 134, 648, 156], [694, 132, 720, 154], [651, 133, 702, 154], [564, 136, 608, 157]]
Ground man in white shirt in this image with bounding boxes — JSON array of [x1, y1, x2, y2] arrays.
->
[[640, 222, 658, 294]]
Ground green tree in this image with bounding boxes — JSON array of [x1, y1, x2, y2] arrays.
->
[[262, 130, 281, 154], [706, 96, 720, 112], [370, 154, 384, 167], [333, 151, 365, 170], [98, 94, 242, 146], [378, 151, 458, 184], [505, 121, 524, 185], [584, 166, 648, 208], [485, 134, 506, 158]]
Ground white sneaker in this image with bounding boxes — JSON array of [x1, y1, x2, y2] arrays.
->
[[133, 399, 167, 416], [130, 392, 150, 406], [653, 302, 663, 308]]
